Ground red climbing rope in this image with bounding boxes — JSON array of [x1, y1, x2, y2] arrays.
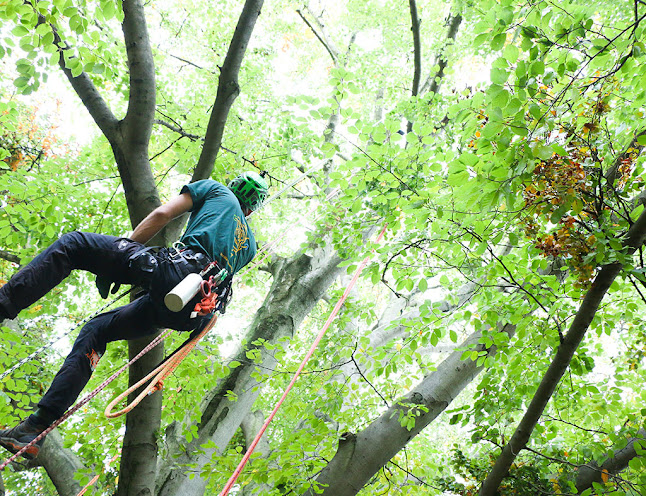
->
[[76, 450, 121, 496], [217, 224, 387, 496], [0, 328, 172, 471]]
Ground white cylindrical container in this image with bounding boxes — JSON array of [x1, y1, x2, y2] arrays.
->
[[164, 273, 203, 312]]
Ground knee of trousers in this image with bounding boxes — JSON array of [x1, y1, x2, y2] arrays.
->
[[69, 322, 110, 368], [56, 231, 89, 256]]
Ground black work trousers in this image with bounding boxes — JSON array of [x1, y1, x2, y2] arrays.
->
[[0, 232, 208, 419]]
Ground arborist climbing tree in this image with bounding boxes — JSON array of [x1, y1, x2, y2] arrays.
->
[[0, 171, 268, 460]]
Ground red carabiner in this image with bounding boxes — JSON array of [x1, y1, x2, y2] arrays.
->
[[201, 278, 212, 298]]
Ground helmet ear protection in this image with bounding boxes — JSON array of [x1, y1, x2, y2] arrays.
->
[[228, 171, 269, 212]]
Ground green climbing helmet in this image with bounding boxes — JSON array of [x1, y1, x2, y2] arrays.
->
[[228, 171, 269, 212]]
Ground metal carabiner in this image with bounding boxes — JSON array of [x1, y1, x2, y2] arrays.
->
[[169, 241, 186, 260]]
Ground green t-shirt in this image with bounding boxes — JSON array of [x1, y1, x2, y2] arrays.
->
[[179, 180, 256, 275]]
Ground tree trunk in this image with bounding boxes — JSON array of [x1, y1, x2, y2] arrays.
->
[[156, 245, 344, 496], [303, 323, 516, 496], [35, 430, 84, 496], [479, 207, 646, 495]]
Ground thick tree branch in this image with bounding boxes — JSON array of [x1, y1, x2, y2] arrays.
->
[[409, 0, 422, 98], [479, 206, 646, 495], [575, 429, 646, 493], [192, 0, 264, 181], [305, 323, 517, 496], [31, 430, 85, 496], [121, 0, 157, 149]]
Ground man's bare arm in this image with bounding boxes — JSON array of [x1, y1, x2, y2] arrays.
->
[[130, 193, 193, 244]]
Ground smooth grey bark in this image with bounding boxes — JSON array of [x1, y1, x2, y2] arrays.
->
[[32, 430, 84, 496], [479, 207, 646, 495], [302, 323, 516, 496], [575, 429, 646, 493], [241, 411, 271, 457], [155, 245, 344, 496], [238, 411, 274, 496]]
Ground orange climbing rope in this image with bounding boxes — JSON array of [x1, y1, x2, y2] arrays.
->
[[217, 224, 387, 496], [105, 312, 219, 418]]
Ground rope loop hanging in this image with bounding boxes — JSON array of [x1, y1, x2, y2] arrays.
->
[[105, 313, 218, 418]]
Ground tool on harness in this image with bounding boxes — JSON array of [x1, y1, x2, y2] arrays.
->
[[190, 270, 232, 317], [164, 262, 231, 315]]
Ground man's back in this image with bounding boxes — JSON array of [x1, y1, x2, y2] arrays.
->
[[180, 179, 257, 275]]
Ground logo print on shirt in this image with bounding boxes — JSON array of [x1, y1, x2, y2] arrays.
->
[[221, 215, 250, 272]]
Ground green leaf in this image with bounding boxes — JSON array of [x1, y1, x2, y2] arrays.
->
[[530, 60, 545, 76], [503, 44, 519, 63], [12, 23, 30, 37], [102, 0, 116, 20], [14, 76, 29, 87], [491, 33, 506, 51], [490, 68, 509, 85], [533, 144, 553, 160], [474, 33, 489, 48]]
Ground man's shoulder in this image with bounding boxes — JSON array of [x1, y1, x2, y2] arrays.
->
[[192, 179, 226, 190], [185, 179, 234, 199]]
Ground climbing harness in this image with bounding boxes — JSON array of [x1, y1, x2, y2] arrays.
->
[[105, 263, 230, 417], [163, 259, 231, 316], [217, 224, 388, 496]]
